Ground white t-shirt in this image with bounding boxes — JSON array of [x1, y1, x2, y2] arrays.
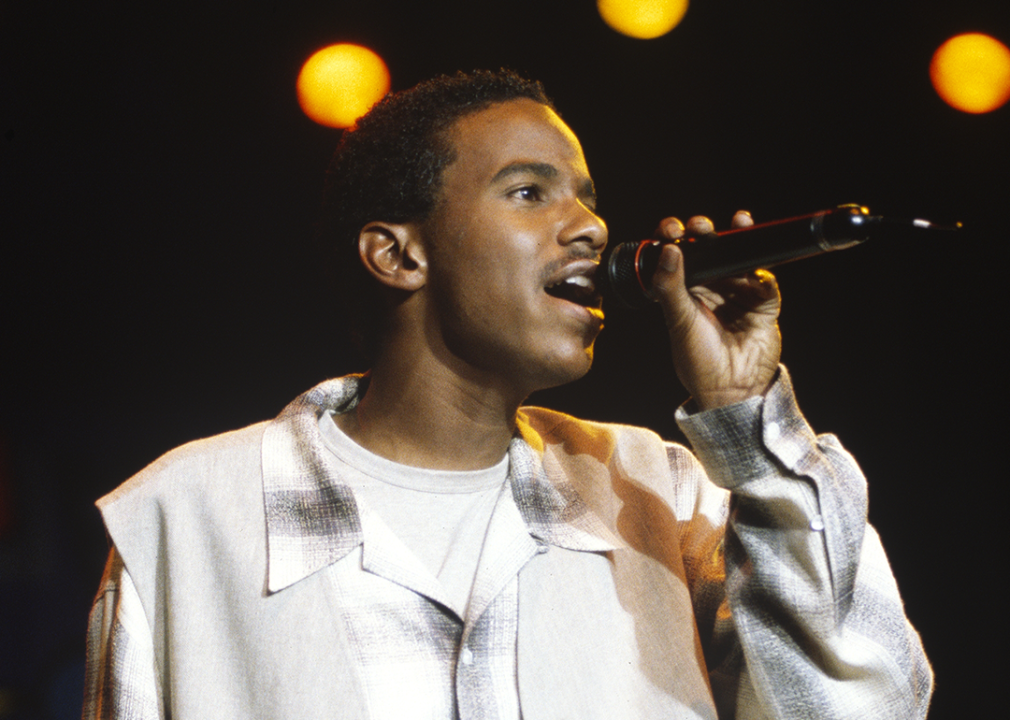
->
[[318, 411, 509, 616]]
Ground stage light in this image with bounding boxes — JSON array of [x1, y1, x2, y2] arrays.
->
[[598, 0, 688, 39], [297, 44, 390, 128], [930, 33, 1010, 114]]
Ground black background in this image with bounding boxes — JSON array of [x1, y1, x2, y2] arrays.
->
[[2, 1, 1007, 717]]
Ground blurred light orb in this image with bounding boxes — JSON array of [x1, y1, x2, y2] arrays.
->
[[930, 33, 1010, 113], [598, 0, 688, 39], [297, 44, 390, 128]]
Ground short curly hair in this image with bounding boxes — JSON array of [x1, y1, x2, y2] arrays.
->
[[319, 69, 555, 360]]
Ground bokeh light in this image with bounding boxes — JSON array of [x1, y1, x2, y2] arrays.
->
[[930, 33, 1010, 114], [297, 44, 390, 128], [598, 0, 689, 39]]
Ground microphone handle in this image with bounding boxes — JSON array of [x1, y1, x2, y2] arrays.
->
[[603, 204, 874, 309]]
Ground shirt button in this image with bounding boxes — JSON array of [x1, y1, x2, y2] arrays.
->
[[460, 647, 474, 666], [765, 421, 781, 442], [536, 544, 549, 554], [809, 516, 825, 532]]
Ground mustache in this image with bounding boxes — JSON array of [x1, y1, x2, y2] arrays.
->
[[538, 248, 601, 286]]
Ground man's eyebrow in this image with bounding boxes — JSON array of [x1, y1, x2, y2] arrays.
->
[[490, 161, 558, 184]]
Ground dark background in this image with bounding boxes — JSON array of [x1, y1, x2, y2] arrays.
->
[[2, 0, 1007, 717]]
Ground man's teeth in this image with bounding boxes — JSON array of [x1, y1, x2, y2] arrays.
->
[[548, 275, 593, 291], [546, 274, 600, 306]]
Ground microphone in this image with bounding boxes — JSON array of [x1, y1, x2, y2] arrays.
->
[[600, 204, 961, 308]]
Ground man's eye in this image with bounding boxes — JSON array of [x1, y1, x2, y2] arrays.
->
[[512, 185, 543, 202]]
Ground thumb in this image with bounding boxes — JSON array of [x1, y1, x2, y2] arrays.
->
[[651, 244, 698, 335]]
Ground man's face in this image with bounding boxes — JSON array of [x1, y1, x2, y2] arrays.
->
[[419, 98, 608, 397]]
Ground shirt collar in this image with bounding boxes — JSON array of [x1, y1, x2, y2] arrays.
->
[[262, 375, 621, 594], [507, 437, 623, 553]]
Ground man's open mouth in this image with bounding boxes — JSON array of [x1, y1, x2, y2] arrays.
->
[[545, 273, 602, 308]]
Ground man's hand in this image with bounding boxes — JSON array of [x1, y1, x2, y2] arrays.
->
[[651, 211, 782, 411]]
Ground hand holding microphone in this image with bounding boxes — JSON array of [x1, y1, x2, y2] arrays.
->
[[601, 204, 960, 308], [610, 204, 960, 409], [648, 210, 782, 411]]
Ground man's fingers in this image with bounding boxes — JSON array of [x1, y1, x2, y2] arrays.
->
[[651, 244, 700, 331], [731, 210, 754, 229], [657, 212, 749, 240], [685, 215, 714, 236], [651, 244, 688, 301], [704, 269, 780, 307], [655, 216, 685, 240], [658, 212, 755, 245]]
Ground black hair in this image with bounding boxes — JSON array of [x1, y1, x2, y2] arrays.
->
[[318, 69, 554, 360]]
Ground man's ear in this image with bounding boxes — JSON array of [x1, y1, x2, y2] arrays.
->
[[357, 221, 428, 291]]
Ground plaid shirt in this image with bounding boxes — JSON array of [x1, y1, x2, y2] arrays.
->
[[83, 368, 932, 719]]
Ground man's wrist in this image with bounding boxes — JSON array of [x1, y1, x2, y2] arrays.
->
[[691, 384, 770, 412]]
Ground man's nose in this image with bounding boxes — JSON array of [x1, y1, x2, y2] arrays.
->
[[560, 203, 608, 253]]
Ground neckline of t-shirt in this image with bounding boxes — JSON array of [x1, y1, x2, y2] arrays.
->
[[318, 410, 510, 494]]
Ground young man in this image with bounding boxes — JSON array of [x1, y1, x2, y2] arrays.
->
[[83, 71, 932, 719]]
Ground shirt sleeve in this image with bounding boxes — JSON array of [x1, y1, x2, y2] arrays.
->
[[675, 366, 933, 720], [83, 547, 162, 720]]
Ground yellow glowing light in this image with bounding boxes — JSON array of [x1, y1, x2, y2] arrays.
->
[[598, 0, 689, 39], [930, 33, 1010, 114], [297, 44, 391, 128]]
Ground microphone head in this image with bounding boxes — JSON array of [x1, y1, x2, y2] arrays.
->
[[600, 240, 661, 309]]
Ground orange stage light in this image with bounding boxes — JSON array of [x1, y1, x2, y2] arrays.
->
[[930, 33, 1010, 114], [598, 0, 688, 39], [297, 44, 391, 128]]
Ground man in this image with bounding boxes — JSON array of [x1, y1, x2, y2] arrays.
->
[[83, 70, 932, 719]]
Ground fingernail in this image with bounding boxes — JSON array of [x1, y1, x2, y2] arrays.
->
[[735, 210, 752, 218]]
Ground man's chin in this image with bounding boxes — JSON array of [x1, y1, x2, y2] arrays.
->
[[529, 346, 595, 393]]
